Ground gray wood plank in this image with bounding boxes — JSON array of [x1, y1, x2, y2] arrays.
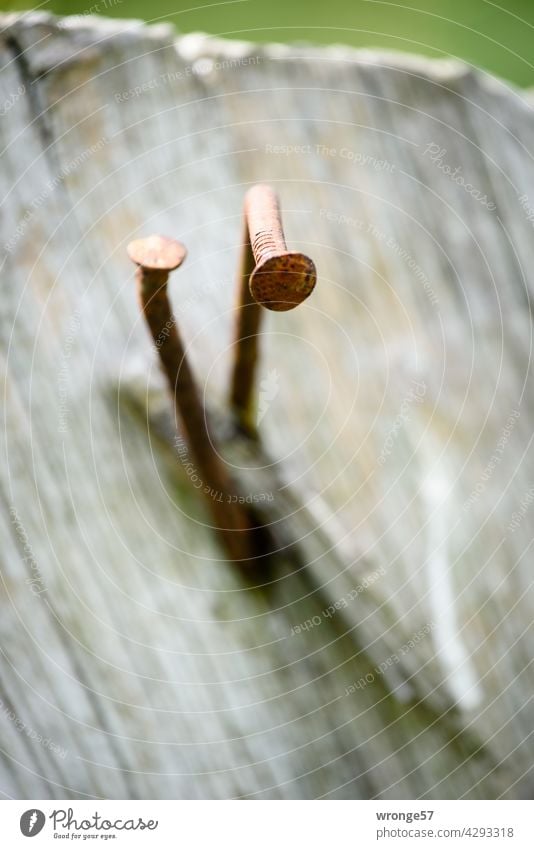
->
[[0, 12, 532, 799]]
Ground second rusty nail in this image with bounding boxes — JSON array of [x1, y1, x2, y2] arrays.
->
[[230, 185, 317, 430], [128, 234, 255, 562]]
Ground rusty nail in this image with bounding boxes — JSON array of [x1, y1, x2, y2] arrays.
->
[[230, 185, 316, 430], [246, 184, 316, 312], [229, 216, 263, 433], [128, 234, 254, 562]]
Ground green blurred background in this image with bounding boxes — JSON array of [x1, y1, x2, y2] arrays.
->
[[2, 0, 534, 87]]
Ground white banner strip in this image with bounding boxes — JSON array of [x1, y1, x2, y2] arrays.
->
[[1, 800, 533, 847]]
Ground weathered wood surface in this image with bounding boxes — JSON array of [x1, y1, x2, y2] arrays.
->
[[1, 12, 533, 799]]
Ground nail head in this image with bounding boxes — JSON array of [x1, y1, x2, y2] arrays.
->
[[127, 235, 187, 272], [249, 252, 316, 311]]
